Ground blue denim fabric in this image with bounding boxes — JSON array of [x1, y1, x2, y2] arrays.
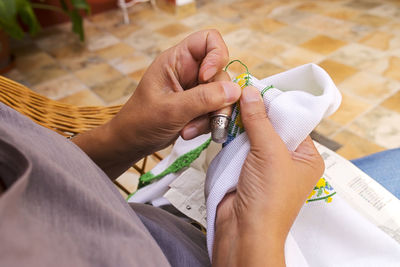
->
[[351, 148, 400, 199]]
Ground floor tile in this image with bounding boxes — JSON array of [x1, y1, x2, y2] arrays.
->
[[350, 13, 390, 27], [318, 59, 357, 84], [269, 6, 310, 24], [381, 91, 400, 113], [74, 63, 122, 87], [315, 119, 341, 137], [297, 14, 347, 35], [368, 3, 400, 19], [92, 76, 137, 103], [123, 29, 165, 52], [129, 68, 147, 84], [109, 54, 151, 75], [348, 106, 400, 148], [50, 43, 102, 71], [381, 22, 400, 36], [33, 75, 87, 100], [225, 49, 265, 76], [86, 33, 120, 52], [180, 12, 219, 28], [96, 43, 136, 61], [88, 9, 126, 31], [59, 89, 104, 106], [271, 26, 316, 45], [300, 35, 347, 55], [2, 69, 28, 86], [339, 72, 399, 103], [271, 47, 324, 68], [198, 22, 240, 35], [116, 169, 140, 193], [345, 0, 382, 10], [333, 130, 385, 159], [111, 23, 141, 39], [35, 29, 79, 54], [328, 92, 371, 126], [155, 23, 192, 37], [251, 62, 286, 79], [295, 2, 327, 14], [222, 28, 258, 50], [383, 57, 400, 81], [329, 43, 383, 69], [247, 36, 290, 60], [323, 7, 360, 20], [249, 17, 286, 34], [16, 52, 68, 86], [359, 31, 394, 50]]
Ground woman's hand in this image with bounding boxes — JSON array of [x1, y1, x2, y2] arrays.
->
[[212, 86, 325, 267], [73, 30, 241, 179]]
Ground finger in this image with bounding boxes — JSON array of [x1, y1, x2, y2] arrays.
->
[[210, 71, 234, 118], [185, 30, 229, 82], [240, 86, 286, 155], [175, 81, 241, 123], [180, 114, 210, 140]]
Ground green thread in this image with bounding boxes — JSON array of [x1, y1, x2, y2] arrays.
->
[[261, 85, 274, 97], [224, 59, 249, 73], [224, 59, 251, 87], [133, 137, 212, 192], [306, 192, 336, 203]]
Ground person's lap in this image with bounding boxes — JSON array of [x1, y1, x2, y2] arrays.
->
[[351, 148, 400, 199]]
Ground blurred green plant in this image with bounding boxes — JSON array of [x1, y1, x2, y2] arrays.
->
[[0, 0, 90, 41]]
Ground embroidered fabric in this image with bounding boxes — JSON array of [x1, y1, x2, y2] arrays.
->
[[205, 64, 400, 265]]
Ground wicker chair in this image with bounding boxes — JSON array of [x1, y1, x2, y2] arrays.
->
[[0, 75, 163, 194]]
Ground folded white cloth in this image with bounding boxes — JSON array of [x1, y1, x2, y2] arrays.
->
[[205, 63, 400, 265]]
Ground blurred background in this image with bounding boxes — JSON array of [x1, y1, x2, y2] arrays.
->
[[1, 0, 399, 183]]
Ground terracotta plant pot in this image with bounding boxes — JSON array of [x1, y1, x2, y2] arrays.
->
[[0, 30, 14, 74]]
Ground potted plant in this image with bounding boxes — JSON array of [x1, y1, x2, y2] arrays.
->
[[0, 0, 90, 74]]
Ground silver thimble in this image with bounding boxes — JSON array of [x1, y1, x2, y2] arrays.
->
[[210, 114, 231, 143]]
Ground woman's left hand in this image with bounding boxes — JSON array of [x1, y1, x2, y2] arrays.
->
[[73, 30, 241, 178]]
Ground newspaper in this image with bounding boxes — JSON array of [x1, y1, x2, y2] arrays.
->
[[164, 142, 400, 243], [314, 142, 400, 244], [164, 167, 207, 227]]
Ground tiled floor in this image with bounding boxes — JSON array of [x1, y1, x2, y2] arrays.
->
[[4, 0, 400, 164]]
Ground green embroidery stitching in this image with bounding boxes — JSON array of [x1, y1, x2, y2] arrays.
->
[[127, 138, 212, 200], [261, 85, 274, 97], [306, 178, 336, 203], [306, 192, 337, 203]]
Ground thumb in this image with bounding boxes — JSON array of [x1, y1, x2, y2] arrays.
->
[[175, 81, 241, 123], [240, 86, 286, 156]]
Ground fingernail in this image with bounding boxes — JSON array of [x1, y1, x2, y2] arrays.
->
[[242, 86, 261, 103], [203, 67, 217, 81], [222, 81, 241, 103], [183, 126, 198, 140]]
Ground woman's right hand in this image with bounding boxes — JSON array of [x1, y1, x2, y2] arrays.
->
[[213, 86, 325, 267]]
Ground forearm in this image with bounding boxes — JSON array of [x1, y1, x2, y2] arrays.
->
[[72, 122, 144, 180]]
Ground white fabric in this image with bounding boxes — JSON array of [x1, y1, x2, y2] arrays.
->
[[205, 63, 400, 265]]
